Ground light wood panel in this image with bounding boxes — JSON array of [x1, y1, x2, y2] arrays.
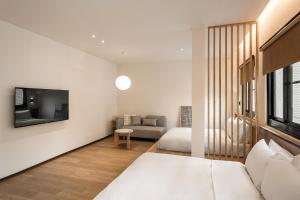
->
[[236, 24, 240, 159], [0, 137, 154, 200], [249, 24, 253, 148], [230, 25, 234, 159], [259, 126, 300, 155]]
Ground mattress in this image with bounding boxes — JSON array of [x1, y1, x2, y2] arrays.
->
[[94, 153, 262, 200], [158, 128, 250, 156]]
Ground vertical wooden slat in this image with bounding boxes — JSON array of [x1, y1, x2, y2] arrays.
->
[[243, 24, 247, 159], [230, 25, 234, 159], [207, 28, 210, 157], [236, 25, 240, 160], [219, 27, 222, 160], [249, 24, 253, 150], [225, 26, 228, 159], [213, 28, 216, 159], [255, 23, 259, 144]]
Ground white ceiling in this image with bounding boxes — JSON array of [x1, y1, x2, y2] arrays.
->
[[0, 0, 269, 64]]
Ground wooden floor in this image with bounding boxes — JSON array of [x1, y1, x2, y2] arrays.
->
[[0, 136, 154, 200]]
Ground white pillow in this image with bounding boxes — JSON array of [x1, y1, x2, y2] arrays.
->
[[261, 153, 300, 200], [123, 114, 136, 126], [269, 139, 294, 161], [227, 117, 250, 143], [245, 139, 274, 190], [292, 155, 300, 171]]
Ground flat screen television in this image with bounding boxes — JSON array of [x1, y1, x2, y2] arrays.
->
[[14, 87, 69, 128]]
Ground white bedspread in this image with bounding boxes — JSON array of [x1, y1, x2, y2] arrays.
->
[[158, 127, 191, 152], [94, 153, 262, 200], [212, 160, 262, 200], [158, 128, 250, 155]]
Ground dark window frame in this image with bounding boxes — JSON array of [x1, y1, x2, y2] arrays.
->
[[267, 65, 300, 140]]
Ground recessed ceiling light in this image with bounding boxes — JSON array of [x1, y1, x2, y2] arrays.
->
[[101, 40, 105, 44], [180, 48, 185, 52], [91, 34, 96, 38]]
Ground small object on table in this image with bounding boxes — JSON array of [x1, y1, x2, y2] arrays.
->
[[114, 129, 133, 149]]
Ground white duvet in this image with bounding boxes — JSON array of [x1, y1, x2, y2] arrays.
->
[[158, 128, 250, 155], [94, 153, 262, 200], [158, 127, 191, 152]]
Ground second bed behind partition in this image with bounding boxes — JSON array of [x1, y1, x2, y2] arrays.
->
[[154, 117, 251, 160]]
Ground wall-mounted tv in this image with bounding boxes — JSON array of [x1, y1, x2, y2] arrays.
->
[[14, 87, 69, 128]]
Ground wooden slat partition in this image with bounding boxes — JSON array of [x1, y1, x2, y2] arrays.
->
[[207, 22, 258, 161]]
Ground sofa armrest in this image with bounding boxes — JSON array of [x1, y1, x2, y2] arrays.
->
[[116, 118, 124, 129]]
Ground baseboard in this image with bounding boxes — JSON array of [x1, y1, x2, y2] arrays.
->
[[0, 134, 112, 181]]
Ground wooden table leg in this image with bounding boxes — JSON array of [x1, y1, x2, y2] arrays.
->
[[126, 133, 131, 149], [114, 132, 119, 147]]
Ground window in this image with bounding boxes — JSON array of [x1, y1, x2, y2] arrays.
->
[[240, 55, 256, 117], [241, 80, 256, 117], [267, 61, 300, 140]]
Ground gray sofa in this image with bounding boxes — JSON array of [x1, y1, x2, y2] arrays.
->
[[115, 115, 167, 139]]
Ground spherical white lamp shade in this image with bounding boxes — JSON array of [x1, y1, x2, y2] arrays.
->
[[115, 75, 131, 90]]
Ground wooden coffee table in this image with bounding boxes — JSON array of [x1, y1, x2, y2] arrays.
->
[[114, 129, 133, 149]]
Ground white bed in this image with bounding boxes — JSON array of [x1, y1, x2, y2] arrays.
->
[[158, 127, 192, 152], [158, 127, 250, 155], [94, 152, 262, 200]]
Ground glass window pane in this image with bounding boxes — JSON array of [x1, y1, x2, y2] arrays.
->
[[292, 61, 300, 82], [292, 61, 300, 124], [293, 83, 300, 124], [274, 69, 284, 119]]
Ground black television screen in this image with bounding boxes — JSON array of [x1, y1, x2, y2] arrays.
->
[[14, 87, 69, 128]]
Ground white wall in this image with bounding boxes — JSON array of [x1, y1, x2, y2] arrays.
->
[[117, 61, 192, 129], [256, 0, 300, 125], [192, 27, 206, 157], [258, 0, 300, 46], [0, 20, 118, 179]]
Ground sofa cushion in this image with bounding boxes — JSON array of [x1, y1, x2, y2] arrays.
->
[[142, 118, 157, 126], [124, 114, 136, 125], [145, 115, 167, 127], [131, 116, 142, 126]]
